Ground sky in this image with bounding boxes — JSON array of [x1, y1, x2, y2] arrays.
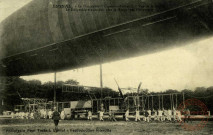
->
[[20, 38, 213, 92], [1, 0, 213, 92], [0, 0, 32, 23]]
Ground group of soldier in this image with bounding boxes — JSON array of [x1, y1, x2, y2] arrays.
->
[[11, 108, 190, 123], [11, 111, 40, 119], [96, 108, 186, 122], [128, 108, 183, 122], [11, 109, 60, 120]]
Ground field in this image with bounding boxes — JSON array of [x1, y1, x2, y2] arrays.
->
[[0, 119, 213, 135]]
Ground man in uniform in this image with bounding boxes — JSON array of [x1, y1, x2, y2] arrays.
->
[[125, 109, 129, 121], [11, 112, 15, 119], [21, 112, 24, 119], [148, 109, 151, 122], [135, 109, 140, 122], [151, 109, 158, 121], [87, 110, 92, 120], [176, 109, 182, 122], [99, 110, 104, 121], [30, 112, 34, 119], [108, 110, 112, 121], [158, 109, 163, 121], [48, 110, 53, 119], [52, 107, 60, 132], [111, 110, 117, 121], [60, 110, 65, 120], [167, 109, 172, 121], [172, 108, 177, 122], [44, 110, 48, 119], [144, 110, 150, 122], [25, 111, 29, 119], [184, 108, 191, 123]]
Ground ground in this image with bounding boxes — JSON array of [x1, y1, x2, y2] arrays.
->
[[0, 119, 213, 135]]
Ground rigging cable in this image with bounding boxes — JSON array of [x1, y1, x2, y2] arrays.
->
[[158, 95, 160, 110], [171, 94, 172, 109], [152, 96, 154, 110], [184, 93, 213, 99], [176, 94, 178, 109], [162, 95, 164, 109], [147, 96, 149, 110]]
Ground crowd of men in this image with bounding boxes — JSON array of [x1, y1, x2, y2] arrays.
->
[[127, 108, 184, 122], [10, 108, 191, 123], [97, 108, 184, 122], [11, 109, 56, 119]]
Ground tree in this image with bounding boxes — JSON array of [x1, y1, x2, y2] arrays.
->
[[27, 80, 41, 85], [56, 81, 65, 87], [65, 79, 79, 85], [194, 87, 206, 96]]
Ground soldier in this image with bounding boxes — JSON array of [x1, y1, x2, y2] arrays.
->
[[25, 112, 29, 119], [48, 110, 53, 119], [176, 109, 182, 122], [172, 108, 177, 122], [71, 110, 75, 120], [52, 107, 60, 132], [148, 109, 151, 122], [14, 112, 18, 118], [99, 110, 104, 121], [167, 109, 172, 121], [184, 108, 191, 123], [30, 112, 34, 119], [16, 112, 19, 119], [42, 109, 46, 119], [11, 112, 15, 119], [34, 110, 40, 119], [158, 109, 163, 121], [141, 109, 145, 121], [87, 110, 92, 120], [125, 109, 129, 121], [145, 109, 151, 122], [40, 109, 44, 119], [135, 109, 140, 122], [44, 110, 48, 119], [108, 110, 112, 121], [21, 112, 24, 119], [144, 110, 149, 122], [162, 109, 167, 121], [60, 110, 65, 120], [111, 110, 117, 121], [151, 109, 157, 121]]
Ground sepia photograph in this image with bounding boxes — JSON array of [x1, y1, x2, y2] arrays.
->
[[0, 0, 213, 134]]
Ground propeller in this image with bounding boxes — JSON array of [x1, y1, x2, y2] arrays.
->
[[136, 82, 142, 109], [114, 78, 124, 99], [137, 82, 142, 94]]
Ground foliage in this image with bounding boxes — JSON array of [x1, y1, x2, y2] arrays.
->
[[0, 77, 213, 114]]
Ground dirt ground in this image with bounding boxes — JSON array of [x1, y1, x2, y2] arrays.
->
[[0, 119, 213, 135]]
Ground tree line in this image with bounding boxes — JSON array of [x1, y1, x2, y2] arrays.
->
[[0, 77, 212, 114]]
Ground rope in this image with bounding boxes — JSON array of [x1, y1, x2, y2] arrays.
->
[[172, 94, 174, 109], [158, 95, 160, 110], [142, 96, 145, 109], [176, 94, 177, 109], [142, 96, 144, 110], [143, 96, 147, 110], [162, 95, 163, 109], [148, 96, 149, 110], [137, 93, 185, 111], [170, 94, 172, 110], [152, 96, 153, 110]]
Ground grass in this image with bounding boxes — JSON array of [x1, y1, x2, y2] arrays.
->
[[0, 119, 213, 135]]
